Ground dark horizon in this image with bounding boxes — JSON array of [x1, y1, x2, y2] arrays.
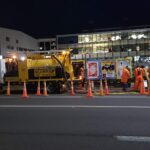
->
[[0, 0, 150, 38]]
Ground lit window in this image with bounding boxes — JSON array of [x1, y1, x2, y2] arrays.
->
[[85, 37, 89, 42], [116, 35, 121, 40], [131, 34, 137, 39], [137, 34, 147, 39], [136, 46, 140, 51], [111, 36, 116, 41]]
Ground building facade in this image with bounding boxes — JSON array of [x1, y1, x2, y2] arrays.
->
[[0, 27, 38, 57], [57, 26, 150, 66], [37, 38, 56, 51]]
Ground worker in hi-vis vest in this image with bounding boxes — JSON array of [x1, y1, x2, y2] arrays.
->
[[121, 66, 131, 91], [134, 65, 145, 91]]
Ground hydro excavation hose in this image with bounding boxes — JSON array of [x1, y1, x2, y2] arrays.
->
[[51, 54, 70, 90]]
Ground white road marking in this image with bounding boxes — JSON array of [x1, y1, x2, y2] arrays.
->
[[1, 105, 150, 108], [115, 136, 150, 142]]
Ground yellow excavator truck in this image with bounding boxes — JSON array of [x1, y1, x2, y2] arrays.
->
[[0, 50, 75, 93]]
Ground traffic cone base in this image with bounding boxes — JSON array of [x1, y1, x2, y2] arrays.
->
[[36, 92, 41, 96], [70, 92, 75, 96], [22, 95, 29, 98], [100, 90, 104, 96]]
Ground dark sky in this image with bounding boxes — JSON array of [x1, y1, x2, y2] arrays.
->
[[0, 0, 150, 38]]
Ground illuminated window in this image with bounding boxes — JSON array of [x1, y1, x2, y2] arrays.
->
[[100, 34, 108, 41], [93, 34, 97, 42], [97, 35, 101, 42]]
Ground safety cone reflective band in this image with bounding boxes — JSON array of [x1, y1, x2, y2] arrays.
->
[[22, 81, 29, 98], [87, 80, 93, 97], [140, 81, 145, 95], [43, 80, 48, 96], [148, 82, 150, 96], [104, 79, 109, 95], [100, 80, 104, 96], [70, 80, 75, 96], [6, 81, 10, 96], [36, 80, 41, 96]]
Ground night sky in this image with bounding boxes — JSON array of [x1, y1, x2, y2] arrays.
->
[[0, 0, 150, 38]]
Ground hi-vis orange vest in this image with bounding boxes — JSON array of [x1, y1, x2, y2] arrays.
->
[[134, 67, 144, 77], [121, 68, 131, 83]]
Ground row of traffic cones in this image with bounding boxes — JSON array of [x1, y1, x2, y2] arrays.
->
[[22, 80, 48, 98], [70, 79, 150, 97], [87, 79, 109, 97], [6, 80, 109, 97], [6, 79, 150, 97], [6, 80, 48, 98], [69, 79, 109, 97]]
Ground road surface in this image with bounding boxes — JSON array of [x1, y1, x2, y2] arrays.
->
[[0, 94, 150, 150]]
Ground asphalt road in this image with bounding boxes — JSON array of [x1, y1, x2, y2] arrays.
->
[[0, 95, 150, 150]]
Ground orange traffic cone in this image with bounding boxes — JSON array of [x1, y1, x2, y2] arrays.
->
[[43, 80, 48, 96], [100, 80, 104, 96], [6, 81, 10, 96], [87, 80, 93, 97], [70, 81, 75, 96], [104, 79, 109, 95], [22, 81, 29, 98], [148, 82, 150, 96], [36, 80, 41, 96], [140, 81, 146, 95]]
